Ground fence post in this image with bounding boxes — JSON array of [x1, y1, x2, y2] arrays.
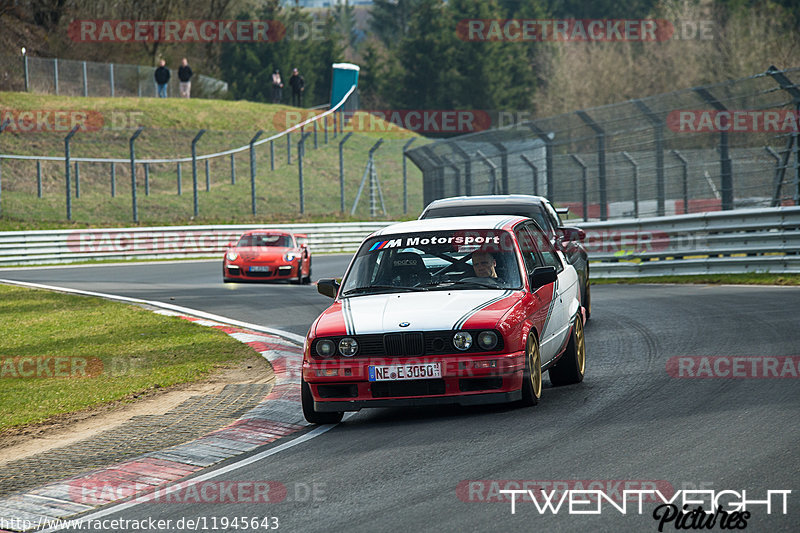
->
[[230, 153, 236, 185], [144, 163, 150, 196], [270, 140, 275, 171], [570, 154, 588, 222], [621, 151, 639, 218], [490, 142, 509, 194], [324, 115, 328, 144], [74, 161, 80, 198], [54, 58, 59, 95], [765, 67, 800, 206], [177, 162, 182, 196], [441, 155, 462, 196], [205, 159, 210, 192], [693, 88, 733, 210], [0, 120, 9, 217], [249, 130, 263, 216], [23, 49, 29, 92], [633, 100, 665, 216], [451, 144, 473, 197], [765, 146, 787, 206], [109, 63, 115, 97], [520, 154, 539, 196], [191, 129, 206, 217], [524, 123, 554, 200], [402, 138, 416, 214], [339, 132, 353, 213], [37, 160, 43, 198], [298, 132, 311, 214], [82, 61, 88, 97], [287, 132, 292, 164], [475, 150, 498, 195], [129, 127, 143, 222], [671, 150, 689, 214], [351, 139, 384, 216], [577, 110, 607, 220], [110, 162, 115, 198], [65, 125, 79, 221], [313, 120, 318, 149]]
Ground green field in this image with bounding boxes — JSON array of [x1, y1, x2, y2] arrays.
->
[[0, 92, 426, 230], [0, 283, 258, 431]]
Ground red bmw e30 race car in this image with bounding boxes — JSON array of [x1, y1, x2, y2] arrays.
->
[[222, 230, 311, 284], [302, 215, 587, 424]]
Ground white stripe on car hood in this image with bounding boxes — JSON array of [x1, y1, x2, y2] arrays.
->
[[342, 290, 513, 334]]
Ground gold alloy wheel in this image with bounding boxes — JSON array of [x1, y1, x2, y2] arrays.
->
[[576, 315, 586, 376], [527, 334, 542, 399]]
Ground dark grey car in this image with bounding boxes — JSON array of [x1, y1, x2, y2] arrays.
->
[[419, 194, 591, 318]]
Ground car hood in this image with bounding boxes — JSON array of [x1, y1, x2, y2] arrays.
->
[[315, 290, 521, 336], [233, 246, 293, 259]]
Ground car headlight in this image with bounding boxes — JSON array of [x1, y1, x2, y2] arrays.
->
[[315, 339, 336, 358], [338, 337, 358, 357], [284, 252, 298, 262], [226, 251, 238, 261], [477, 331, 498, 350], [453, 331, 473, 351]]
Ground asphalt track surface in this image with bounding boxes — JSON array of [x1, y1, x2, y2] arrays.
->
[[2, 258, 799, 532]]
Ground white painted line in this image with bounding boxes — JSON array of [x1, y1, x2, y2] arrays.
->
[[0, 279, 306, 345], [0, 259, 219, 270], [35, 424, 339, 533]]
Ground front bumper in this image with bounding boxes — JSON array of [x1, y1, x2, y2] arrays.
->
[[224, 262, 298, 281], [304, 352, 526, 412]]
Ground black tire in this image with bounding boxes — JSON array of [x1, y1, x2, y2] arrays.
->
[[291, 260, 303, 285], [301, 380, 344, 424], [302, 259, 312, 284], [519, 333, 542, 406], [549, 313, 586, 386]]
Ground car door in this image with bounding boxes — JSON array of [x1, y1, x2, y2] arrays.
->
[[521, 222, 576, 364]]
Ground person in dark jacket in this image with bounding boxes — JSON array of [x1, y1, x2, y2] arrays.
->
[[272, 69, 283, 103], [154, 59, 170, 98], [178, 58, 193, 98], [289, 68, 305, 107]]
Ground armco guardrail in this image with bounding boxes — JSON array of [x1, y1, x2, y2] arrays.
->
[[2, 208, 799, 273], [0, 222, 392, 266], [580, 206, 800, 277]]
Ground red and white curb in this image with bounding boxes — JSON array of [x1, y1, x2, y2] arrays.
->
[[0, 307, 312, 532]]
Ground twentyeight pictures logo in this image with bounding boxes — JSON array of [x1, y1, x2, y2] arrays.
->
[[667, 110, 800, 133], [0, 110, 104, 133], [457, 19, 676, 41]]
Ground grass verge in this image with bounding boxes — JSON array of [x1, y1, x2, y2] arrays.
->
[[0, 283, 258, 432], [591, 273, 800, 286]]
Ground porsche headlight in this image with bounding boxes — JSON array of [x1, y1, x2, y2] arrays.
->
[[338, 337, 358, 357], [453, 331, 473, 351], [226, 251, 238, 261]]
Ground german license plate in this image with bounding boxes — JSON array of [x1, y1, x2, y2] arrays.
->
[[368, 363, 442, 381], [249, 266, 270, 272]]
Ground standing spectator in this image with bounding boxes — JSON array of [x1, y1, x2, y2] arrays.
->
[[271, 69, 283, 104], [289, 67, 305, 107], [154, 59, 170, 98], [178, 58, 193, 98]]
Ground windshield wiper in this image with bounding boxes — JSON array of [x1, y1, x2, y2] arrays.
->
[[341, 285, 421, 296]]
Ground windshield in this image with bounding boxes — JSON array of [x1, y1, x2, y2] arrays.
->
[[237, 234, 291, 248], [341, 229, 523, 296]]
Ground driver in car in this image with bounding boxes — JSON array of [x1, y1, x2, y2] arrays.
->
[[471, 251, 498, 278]]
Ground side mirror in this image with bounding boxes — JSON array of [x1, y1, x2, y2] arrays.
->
[[529, 266, 557, 289], [317, 278, 340, 299], [558, 226, 585, 242]]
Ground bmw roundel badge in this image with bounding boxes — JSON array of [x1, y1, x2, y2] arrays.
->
[[399, 322, 410, 328]]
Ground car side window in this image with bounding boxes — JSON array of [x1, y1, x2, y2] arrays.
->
[[523, 222, 563, 273], [515, 225, 541, 274], [544, 201, 563, 229]]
